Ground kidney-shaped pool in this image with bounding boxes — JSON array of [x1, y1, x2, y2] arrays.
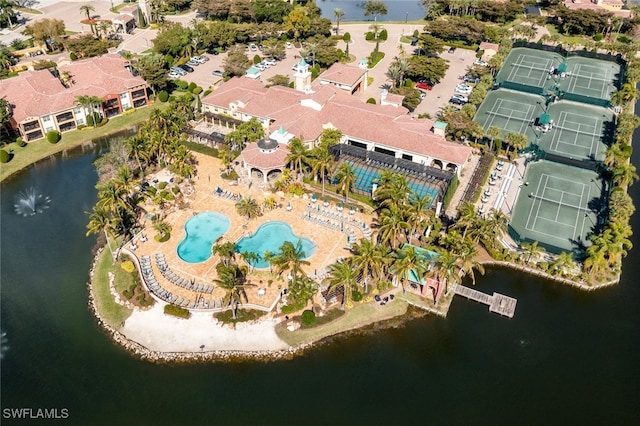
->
[[177, 211, 231, 263]]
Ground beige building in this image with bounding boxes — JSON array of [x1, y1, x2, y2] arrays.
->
[[0, 53, 149, 141]]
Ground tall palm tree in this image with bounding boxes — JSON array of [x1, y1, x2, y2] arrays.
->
[[504, 132, 528, 156], [612, 162, 638, 188], [455, 241, 484, 286], [86, 206, 116, 260], [334, 8, 344, 35], [235, 197, 261, 220], [376, 204, 410, 249], [271, 240, 310, 288], [324, 258, 359, 308], [521, 240, 545, 265], [406, 194, 433, 244], [334, 162, 357, 203], [310, 148, 335, 198], [240, 251, 260, 273], [484, 208, 509, 250], [391, 244, 427, 294], [79, 4, 95, 20], [351, 238, 383, 293], [213, 241, 237, 267], [214, 264, 248, 319], [486, 125, 501, 152], [429, 249, 458, 296], [550, 251, 575, 276], [285, 138, 309, 180]]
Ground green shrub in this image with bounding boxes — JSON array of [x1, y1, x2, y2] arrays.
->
[[289, 81, 294, 88], [413, 29, 419, 38], [351, 290, 363, 302], [343, 32, 351, 43], [281, 302, 304, 315], [253, 54, 261, 65], [15, 137, 25, 147], [69, 52, 77, 60], [154, 232, 171, 242], [46, 130, 61, 144], [122, 289, 134, 299], [301, 309, 316, 326], [158, 90, 169, 102], [158, 181, 167, 189], [0, 149, 10, 163], [171, 186, 180, 195], [164, 304, 191, 318], [146, 186, 157, 195], [366, 97, 376, 104], [594, 33, 604, 42], [365, 31, 374, 41], [203, 89, 212, 97], [164, 54, 173, 66], [379, 29, 388, 41], [188, 82, 197, 92], [192, 86, 203, 95], [175, 80, 188, 90], [121, 260, 135, 273]]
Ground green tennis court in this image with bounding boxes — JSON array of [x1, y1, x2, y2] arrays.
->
[[536, 102, 614, 161], [497, 47, 563, 90], [558, 57, 621, 102], [474, 89, 544, 141], [509, 160, 604, 253]]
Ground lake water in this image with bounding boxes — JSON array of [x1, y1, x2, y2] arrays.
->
[[318, 0, 427, 22], [1, 100, 639, 423]]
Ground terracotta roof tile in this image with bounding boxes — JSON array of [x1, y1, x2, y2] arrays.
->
[[318, 63, 367, 86], [241, 142, 290, 169]]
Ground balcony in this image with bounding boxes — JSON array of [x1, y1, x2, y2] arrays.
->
[[131, 89, 146, 99], [59, 122, 76, 132], [133, 98, 147, 108], [25, 130, 43, 141], [55, 112, 74, 123], [23, 121, 40, 132]]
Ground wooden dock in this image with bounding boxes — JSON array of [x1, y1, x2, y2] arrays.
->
[[453, 284, 517, 318]]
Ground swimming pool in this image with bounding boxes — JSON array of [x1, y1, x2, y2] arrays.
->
[[346, 161, 439, 207], [235, 221, 316, 269], [177, 211, 231, 263]]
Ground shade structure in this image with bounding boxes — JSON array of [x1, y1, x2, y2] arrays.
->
[[557, 62, 568, 73], [539, 113, 551, 125]]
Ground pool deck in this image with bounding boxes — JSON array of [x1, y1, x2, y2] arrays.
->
[[128, 153, 368, 311]]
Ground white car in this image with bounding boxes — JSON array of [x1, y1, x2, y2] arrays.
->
[[264, 59, 276, 66], [256, 63, 267, 71], [455, 84, 473, 95], [474, 59, 489, 67], [250, 44, 258, 51], [285, 42, 292, 49]]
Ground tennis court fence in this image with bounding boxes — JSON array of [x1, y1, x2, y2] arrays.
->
[[541, 152, 600, 172]]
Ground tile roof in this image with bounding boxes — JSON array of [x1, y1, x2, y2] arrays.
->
[[203, 77, 472, 166], [0, 53, 147, 122], [318, 63, 367, 87], [479, 42, 500, 52], [241, 142, 290, 169]]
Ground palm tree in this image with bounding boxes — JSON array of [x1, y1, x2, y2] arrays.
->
[[521, 240, 545, 265], [455, 241, 484, 286], [376, 205, 410, 249], [486, 125, 501, 152], [391, 244, 427, 294], [310, 148, 335, 198], [334, 8, 344, 35], [152, 220, 171, 240], [240, 250, 260, 273], [350, 238, 384, 293], [79, 4, 95, 20], [271, 240, 310, 288], [324, 258, 359, 308], [550, 251, 575, 276], [213, 241, 236, 267], [86, 206, 116, 260], [285, 138, 309, 180], [504, 132, 528, 156], [334, 162, 357, 203], [484, 208, 509, 250], [406, 194, 433, 244], [603, 143, 629, 169], [429, 249, 458, 296], [386, 63, 402, 88], [235, 197, 261, 220], [214, 264, 248, 319]]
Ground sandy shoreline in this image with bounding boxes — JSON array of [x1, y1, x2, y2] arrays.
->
[[120, 304, 289, 353]]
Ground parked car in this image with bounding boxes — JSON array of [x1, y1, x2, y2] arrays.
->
[[448, 46, 456, 53], [197, 55, 209, 62], [186, 60, 200, 67], [416, 81, 433, 91], [256, 63, 267, 71], [285, 42, 292, 49], [455, 83, 473, 94], [168, 71, 181, 79], [474, 59, 489, 67], [450, 94, 468, 105], [410, 37, 419, 46], [206, 48, 219, 55], [212, 70, 223, 77], [170, 66, 186, 76], [420, 92, 427, 100], [178, 64, 194, 73], [250, 43, 258, 51], [463, 74, 480, 84], [264, 59, 277, 66]]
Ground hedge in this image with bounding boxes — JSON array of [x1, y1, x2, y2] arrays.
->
[[192, 86, 203, 95], [0, 149, 10, 163], [46, 130, 61, 144], [379, 29, 388, 41], [188, 82, 197, 92], [164, 304, 191, 319], [301, 310, 316, 327]]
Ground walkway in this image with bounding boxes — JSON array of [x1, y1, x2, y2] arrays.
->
[[453, 284, 517, 318]]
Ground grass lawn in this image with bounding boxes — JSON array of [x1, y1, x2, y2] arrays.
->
[[275, 299, 408, 347], [545, 25, 588, 48], [92, 248, 133, 329], [1, 105, 163, 182]]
